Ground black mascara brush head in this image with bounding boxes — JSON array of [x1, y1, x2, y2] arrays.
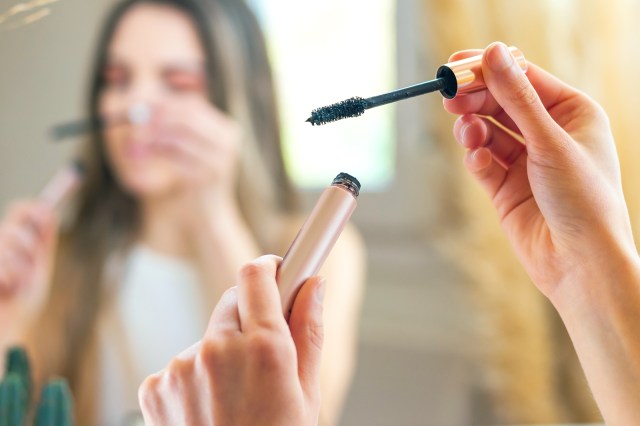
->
[[306, 97, 368, 126]]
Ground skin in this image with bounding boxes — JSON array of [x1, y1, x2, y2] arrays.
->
[[139, 256, 324, 426], [444, 42, 640, 425]]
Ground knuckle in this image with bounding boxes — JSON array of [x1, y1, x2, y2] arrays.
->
[[220, 286, 238, 303], [307, 321, 325, 353], [198, 339, 227, 371], [239, 261, 266, 281], [585, 97, 610, 127], [247, 331, 290, 369], [508, 78, 539, 108], [164, 358, 192, 391], [138, 374, 161, 410]]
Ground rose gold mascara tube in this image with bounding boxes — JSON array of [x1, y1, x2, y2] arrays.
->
[[38, 160, 85, 208], [277, 172, 360, 319]]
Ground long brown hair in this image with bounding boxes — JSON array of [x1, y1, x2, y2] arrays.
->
[[28, 0, 295, 422]]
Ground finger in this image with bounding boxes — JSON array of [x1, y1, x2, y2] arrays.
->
[[7, 201, 55, 242], [138, 374, 167, 424], [237, 256, 286, 332], [175, 340, 202, 361], [3, 226, 38, 266], [157, 140, 227, 185], [288, 276, 325, 403], [155, 97, 227, 144], [454, 115, 525, 168], [444, 54, 576, 134], [463, 148, 508, 200], [448, 48, 483, 62], [0, 269, 17, 298], [0, 237, 29, 289], [464, 147, 535, 225], [444, 90, 519, 134], [205, 286, 241, 336], [480, 42, 569, 151]]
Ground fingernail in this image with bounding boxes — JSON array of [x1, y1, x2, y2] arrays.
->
[[315, 279, 326, 303], [486, 42, 514, 72], [459, 123, 470, 146]]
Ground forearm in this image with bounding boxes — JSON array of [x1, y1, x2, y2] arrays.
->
[[550, 251, 640, 425]]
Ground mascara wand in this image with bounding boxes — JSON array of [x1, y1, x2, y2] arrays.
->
[[306, 46, 527, 126]]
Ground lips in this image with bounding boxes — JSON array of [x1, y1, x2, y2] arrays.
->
[[124, 141, 156, 161]]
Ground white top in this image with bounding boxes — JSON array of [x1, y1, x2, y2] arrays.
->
[[97, 246, 209, 426]]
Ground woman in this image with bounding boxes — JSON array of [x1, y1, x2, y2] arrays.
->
[[0, 0, 365, 424]]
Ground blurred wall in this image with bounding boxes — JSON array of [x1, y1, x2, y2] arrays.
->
[[0, 0, 113, 207]]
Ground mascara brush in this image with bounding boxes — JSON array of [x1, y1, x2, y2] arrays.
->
[[306, 46, 527, 126]]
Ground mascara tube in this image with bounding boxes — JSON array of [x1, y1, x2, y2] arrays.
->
[[277, 172, 360, 319]]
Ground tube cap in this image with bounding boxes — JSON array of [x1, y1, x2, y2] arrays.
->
[[436, 46, 527, 98], [332, 173, 361, 198]]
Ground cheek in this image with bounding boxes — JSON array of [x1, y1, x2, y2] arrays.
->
[[99, 90, 124, 118]]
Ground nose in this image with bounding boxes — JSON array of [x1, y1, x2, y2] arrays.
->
[[121, 75, 162, 125], [127, 103, 152, 126]]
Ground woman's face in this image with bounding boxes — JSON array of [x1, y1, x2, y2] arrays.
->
[[100, 3, 207, 198]]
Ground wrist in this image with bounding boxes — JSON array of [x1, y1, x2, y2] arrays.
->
[[550, 245, 640, 327]]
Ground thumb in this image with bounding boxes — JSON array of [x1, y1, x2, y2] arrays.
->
[[288, 276, 325, 403], [482, 42, 566, 156]]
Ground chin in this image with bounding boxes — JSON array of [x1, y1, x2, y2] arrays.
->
[[117, 172, 176, 200]]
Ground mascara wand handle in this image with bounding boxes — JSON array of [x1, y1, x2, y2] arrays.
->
[[436, 45, 527, 98], [365, 78, 446, 108]]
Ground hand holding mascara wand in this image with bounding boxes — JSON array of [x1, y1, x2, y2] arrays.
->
[[306, 46, 527, 126], [51, 103, 151, 141], [0, 161, 84, 298]]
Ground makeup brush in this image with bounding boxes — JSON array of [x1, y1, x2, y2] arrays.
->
[[306, 46, 527, 126]]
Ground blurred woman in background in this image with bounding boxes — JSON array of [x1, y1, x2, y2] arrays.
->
[[0, 0, 365, 424]]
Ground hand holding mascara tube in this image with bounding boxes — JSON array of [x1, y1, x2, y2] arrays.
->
[[139, 172, 359, 424]]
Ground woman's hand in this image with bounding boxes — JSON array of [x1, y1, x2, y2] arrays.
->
[[444, 42, 638, 300], [152, 96, 242, 213], [0, 201, 57, 332], [139, 256, 325, 426], [144, 96, 260, 300], [444, 42, 640, 425]]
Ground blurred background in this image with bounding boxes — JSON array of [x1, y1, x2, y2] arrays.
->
[[1, 0, 639, 424]]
